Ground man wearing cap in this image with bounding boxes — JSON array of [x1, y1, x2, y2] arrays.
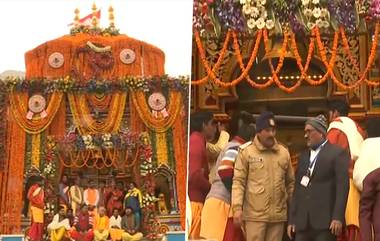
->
[[288, 115, 350, 241], [232, 111, 295, 241]]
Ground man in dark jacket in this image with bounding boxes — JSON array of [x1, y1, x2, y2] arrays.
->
[[288, 114, 350, 241]]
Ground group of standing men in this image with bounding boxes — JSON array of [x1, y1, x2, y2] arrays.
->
[[188, 99, 380, 241], [26, 177, 144, 241]]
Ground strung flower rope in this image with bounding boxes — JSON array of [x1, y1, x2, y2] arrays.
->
[[192, 30, 260, 87], [192, 30, 232, 85], [232, 30, 272, 88], [263, 30, 303, 93], [340, 25, 380, 87], [289, 32, 320, 85]]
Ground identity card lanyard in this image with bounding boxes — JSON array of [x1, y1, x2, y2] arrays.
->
[[300, 151, 320, 187]]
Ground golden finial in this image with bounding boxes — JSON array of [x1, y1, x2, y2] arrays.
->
[[74, 8, 80, 26], [91, 3, 98, 28], [108, 5, 115, 28]]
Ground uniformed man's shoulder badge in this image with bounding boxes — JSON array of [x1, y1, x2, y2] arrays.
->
[[239, 141, 252, 150]]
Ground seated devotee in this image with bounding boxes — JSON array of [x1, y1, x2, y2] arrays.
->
[[47, 205, 71, 241], [124, 182, 142, 226], [84, 180, 100, 213], [59, 174, 70, 208], [93, 207, 110, 241], [66, 208, 74, 226], [70, 205, 94, 241], [121, 207, 143, 241], [109, 209, 123, 241]]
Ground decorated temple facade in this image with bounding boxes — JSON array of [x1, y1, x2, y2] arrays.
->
[[0, 5, 188, 240], [191, 0, 380, 163]]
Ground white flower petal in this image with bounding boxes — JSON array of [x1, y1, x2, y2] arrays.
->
[[322, 20, 330, 28], [243, 5, 252, 14], [302, 0, 310, 6], [256, 18, 265, 29], [260, 0, 266, 5], [240, 0, 246, 4], [316, 19, 324, 28], [266, 19, 275, 29], [312, 0, 319, 4], [313, 7, 321, 18], [251, 7, 259, 18], [247, 18, 256, 29]]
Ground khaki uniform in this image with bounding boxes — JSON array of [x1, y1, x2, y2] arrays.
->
[[232, 136, 295, 241]]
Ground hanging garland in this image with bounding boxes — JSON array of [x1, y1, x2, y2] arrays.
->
[[0, 75, 189, 95], [131, 91, 182, 133], [192, 24, 380, 91], [9, 91, 63, 134], [68, 92, 126, 134]]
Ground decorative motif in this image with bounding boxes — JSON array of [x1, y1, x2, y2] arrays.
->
[[148, 92, 168, 118], [27, 95, 47, 120], [48, 52, 64, 69], [120, 49, 136, 64]]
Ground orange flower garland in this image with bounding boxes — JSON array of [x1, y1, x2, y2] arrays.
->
[[340, 25, 380, 87], [192, 30, 232, 85], [232, 31, 273, 88], [9, 92, 64, 134], [193, 24, 380, 91]]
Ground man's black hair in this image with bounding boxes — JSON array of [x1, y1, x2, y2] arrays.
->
[[190, 111, 214, 133], [328, 99, 349, 116], [367, 117, 380, 138]]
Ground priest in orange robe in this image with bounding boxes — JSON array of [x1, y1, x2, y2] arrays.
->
[[327, 100, 366, 241], [27, 176, 45, 241], [84, 180, 100, 212]]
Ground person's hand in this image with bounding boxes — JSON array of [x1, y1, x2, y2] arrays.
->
[[287, 224, 296, 240], [329, 220, 342, 236], [218, 122, 226, 132], [233, 210, 243, 226]]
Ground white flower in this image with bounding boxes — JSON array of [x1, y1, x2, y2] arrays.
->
[[312, 0, 319, 4], [266, 19, 275, 29], [316, 19, 324, 28], [240, 0, 246, 4], [322, 20, 330, 28], [251, 7, 259, 18], [261, 10, 268, 19], [243, 4, 252, 14], [313, 7, 321, 18], [320, 8, 329, 17], [304, 8, 313, 17], [256, 18, 266, 29], [247, 18, 256, 29], [260, 0, 266, 5], [307, 22, 316, 29], [302, 0, 310, 6]]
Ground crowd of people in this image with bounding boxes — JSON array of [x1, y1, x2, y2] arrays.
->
[[25, 177, 144, 241], [188, 99, 380, 241]]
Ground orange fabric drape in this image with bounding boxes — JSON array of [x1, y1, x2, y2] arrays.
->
[[0, 109, 26, 233], [68, 92, 127, 134], [173, 113, 187, 230], [9, 91, 64, 134]]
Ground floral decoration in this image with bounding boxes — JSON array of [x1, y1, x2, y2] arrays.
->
[[327, 0, 357, 33], [0, 75, 189, 95], [215, 0, 245, 32], [300, 0, 330, 30], [240, 0, 275, 31], [70, 24, 120, 36]]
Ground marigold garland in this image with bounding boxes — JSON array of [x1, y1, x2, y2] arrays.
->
[[9, 91, 64, 134], [340, 25, 380, 87], [192, 25, 380, 91], [131, 91, 182, 133], [192, 31, 232, 85], [232, 31, 273, 88], [68, 93, 126, 135]]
